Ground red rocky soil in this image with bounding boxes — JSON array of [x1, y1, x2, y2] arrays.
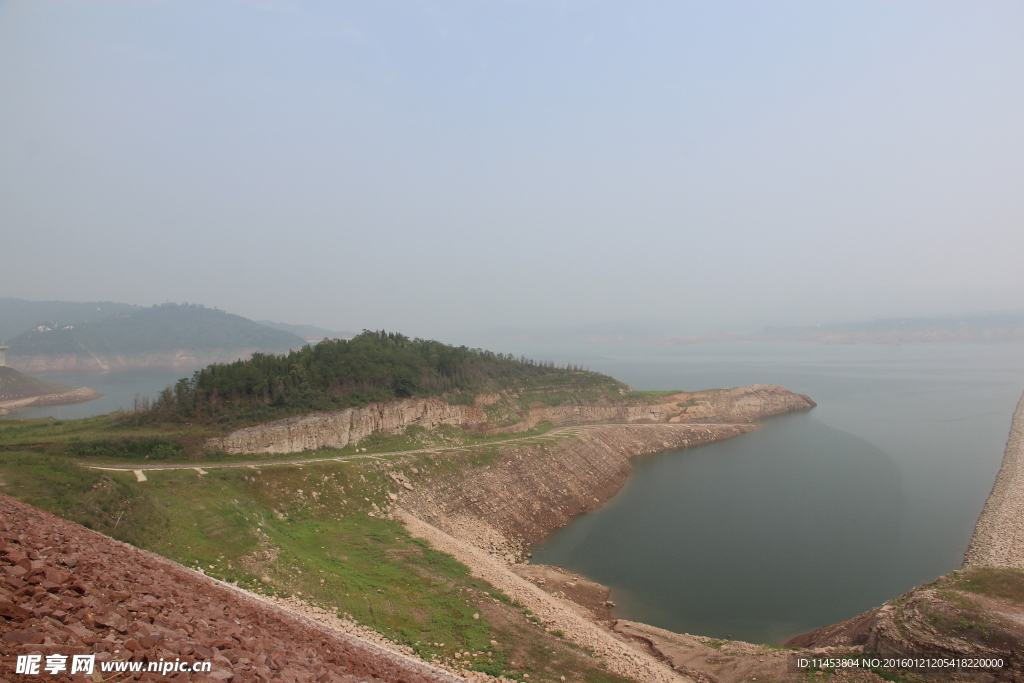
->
[[0, 494, 465, 683]]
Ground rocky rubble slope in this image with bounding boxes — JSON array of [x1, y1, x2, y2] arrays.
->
[[0, 493, 466, 683]]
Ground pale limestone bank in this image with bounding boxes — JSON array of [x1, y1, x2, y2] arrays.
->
[[206, 384, 815, 455], [963, 390, 1024, 568]]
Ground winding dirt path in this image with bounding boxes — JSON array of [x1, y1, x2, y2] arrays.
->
[[81, 423, 741, 473]]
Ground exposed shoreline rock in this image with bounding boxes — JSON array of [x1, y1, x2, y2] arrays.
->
[[207, 385, 815, 456], [396, 510, 689, 683], [389, 385, 821, 683], [398, 423, 761, 557]]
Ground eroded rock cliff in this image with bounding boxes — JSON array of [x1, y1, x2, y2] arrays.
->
[[207, 384, 815, 455], [206, 397, 487, 454]]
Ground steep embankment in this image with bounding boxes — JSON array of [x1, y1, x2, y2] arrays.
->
[[207, 397, 490, 454], [207, 384, 815, 456], [0, 366, 102, 416], [784, 567, 1024, 681], [0, 493, 465, 683], [390, 425, 761, 683], [397, 423, 759, 558], [964, 391, 1024, 568]]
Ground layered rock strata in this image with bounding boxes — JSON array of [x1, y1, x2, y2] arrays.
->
[[207, 385, 815, 456], [785, 575, 1024, 682]]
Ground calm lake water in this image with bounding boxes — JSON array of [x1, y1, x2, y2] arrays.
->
[[493, 342, 1024, 645], [6, 342, 1024, 645], [1, 367, 198, 420]]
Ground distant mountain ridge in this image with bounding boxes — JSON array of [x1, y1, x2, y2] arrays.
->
[[6, 302, 306, 372]]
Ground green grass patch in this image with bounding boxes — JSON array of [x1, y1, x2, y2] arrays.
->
[[0, 450, 632, 682], [0, 451, 167, 547], [948, 566, 1024, 605]]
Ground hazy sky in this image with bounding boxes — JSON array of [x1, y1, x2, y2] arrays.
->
[[2, 1, 1023, 342]]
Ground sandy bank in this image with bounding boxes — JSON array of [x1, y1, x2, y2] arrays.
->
[[963, 390, 1024, 568]]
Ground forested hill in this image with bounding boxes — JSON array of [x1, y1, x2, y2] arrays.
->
[[151, 330, 628, 425], [8, 303, 304, 357]]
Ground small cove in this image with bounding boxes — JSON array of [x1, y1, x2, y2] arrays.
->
[[516, 341, 1024, 644], [7, 341, 1024, 645], [0, 367, 200, 420]]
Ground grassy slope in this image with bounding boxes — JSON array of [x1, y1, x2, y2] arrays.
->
[[0, 368, 708, 681], [0, 444, 631, 683]]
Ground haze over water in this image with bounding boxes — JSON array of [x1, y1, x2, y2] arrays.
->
[[520, 341, 1024, 644]]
